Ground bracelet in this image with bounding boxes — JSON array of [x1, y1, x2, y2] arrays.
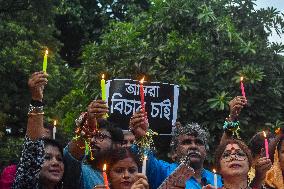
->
[[30, 99, 44, 107], [223, 120, 240, 130], [28, 104, 44, 115], [225, 114, 237, 122], [223, 120, 241, 138], [28, 112, 45, 116], [75, 112, 87, 127]]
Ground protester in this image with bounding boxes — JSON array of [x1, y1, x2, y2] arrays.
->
[[215, 139, 253, 189], [264, 134, 284, 189], [221, 96, 272, 188], [248, 132, 273, 188], [12, 71, 65, 189], [94, 148, 149, 189], [122, 130, 135, 148], [130, 111, 222, 189], [63, 99, 124, 189]]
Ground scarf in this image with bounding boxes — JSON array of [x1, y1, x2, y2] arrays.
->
[[265, 147, 284, 188]]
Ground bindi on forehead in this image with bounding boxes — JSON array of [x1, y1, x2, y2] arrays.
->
[[225, 144, 241, 152]]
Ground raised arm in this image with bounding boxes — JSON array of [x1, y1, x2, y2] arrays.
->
[[220, 96, 247, 144], [68, 99, 108, 160], [129, 110, 148, 139], [27, 71, 48, 140], [63, 100, 108, 188], [12, 72, 48, 189]]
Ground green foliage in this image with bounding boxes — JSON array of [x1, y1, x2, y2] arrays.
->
[[265, 120, 284, 130], [0, 0, 74, 136], [0, 137, 24, 170], [55, 0, 149, 67], [207, 91, 231, 111], [54, 0, 284, 161]]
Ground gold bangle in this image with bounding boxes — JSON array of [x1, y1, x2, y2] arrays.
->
[[28, 112, 45, 116]]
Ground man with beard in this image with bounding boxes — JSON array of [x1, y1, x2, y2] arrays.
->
[[63, 100, 124, 189], [130, 112, 222, 189]]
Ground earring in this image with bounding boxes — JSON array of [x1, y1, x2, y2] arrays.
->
[[58, 181, 63, 189]]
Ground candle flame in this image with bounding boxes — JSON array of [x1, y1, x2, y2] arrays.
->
[[144, 155, 148, 160], [263, 131, 267, 138], [54, 120, 57, 126], [103, 164, 107, 171], [213, 169, 216, 173], [240, 76, 244, 81], [75, 127, 80, 133], [45, 49, 48, 55], [102, 74, 105, 79], [140, 77, 145, 84]]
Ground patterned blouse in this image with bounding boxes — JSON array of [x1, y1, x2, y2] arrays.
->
[[12, 136, 45, 189]]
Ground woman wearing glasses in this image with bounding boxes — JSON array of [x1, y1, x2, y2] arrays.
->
[[214, 139, 253, 189]]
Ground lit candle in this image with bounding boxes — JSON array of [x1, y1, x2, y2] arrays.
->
[[139, 77, 145, 114], [263, 131, 269, 158], [213, 169, 217, 188], [43, 49, 48, 73], [53, 120, 57, 140], [101, 74, 106, 101], [142, 155, 147, 175], [101, 74, 109, 119], [103, 164, 110, 189], [240, 76, 246, 98]]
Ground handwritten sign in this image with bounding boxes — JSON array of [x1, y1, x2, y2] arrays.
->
[[106, 79, 179, 134]]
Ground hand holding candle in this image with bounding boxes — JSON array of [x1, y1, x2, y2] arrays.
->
[[42, 49, 48, 73], [263, 131, 269, 158], [240, 77, 246, 98], [103, 164, 110, 189], [53, 120, 57, 140]]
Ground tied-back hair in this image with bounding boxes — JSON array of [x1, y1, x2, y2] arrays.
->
[[276, 135, 284, 154], [215, 139, 252, 172], [248, 131, 274, 158]]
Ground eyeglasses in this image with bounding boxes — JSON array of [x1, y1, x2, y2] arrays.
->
[[221, 150, 247, 162], [93, 133, 112, 142]]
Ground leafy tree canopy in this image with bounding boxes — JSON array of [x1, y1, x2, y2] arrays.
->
[[55, 0, 284, 161], [0, 0, 74, 136]]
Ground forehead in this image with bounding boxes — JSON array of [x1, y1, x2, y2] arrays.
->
[[124, 133, 135, 140], [112, 157, 138, 168], [99, 129, 110, 135], [224, 143, 241, 151], [178, 134, 201, 141], [45, 145, 62, 156]]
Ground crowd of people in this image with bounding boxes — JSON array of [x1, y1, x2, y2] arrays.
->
[[0, 71, 283, 189]]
